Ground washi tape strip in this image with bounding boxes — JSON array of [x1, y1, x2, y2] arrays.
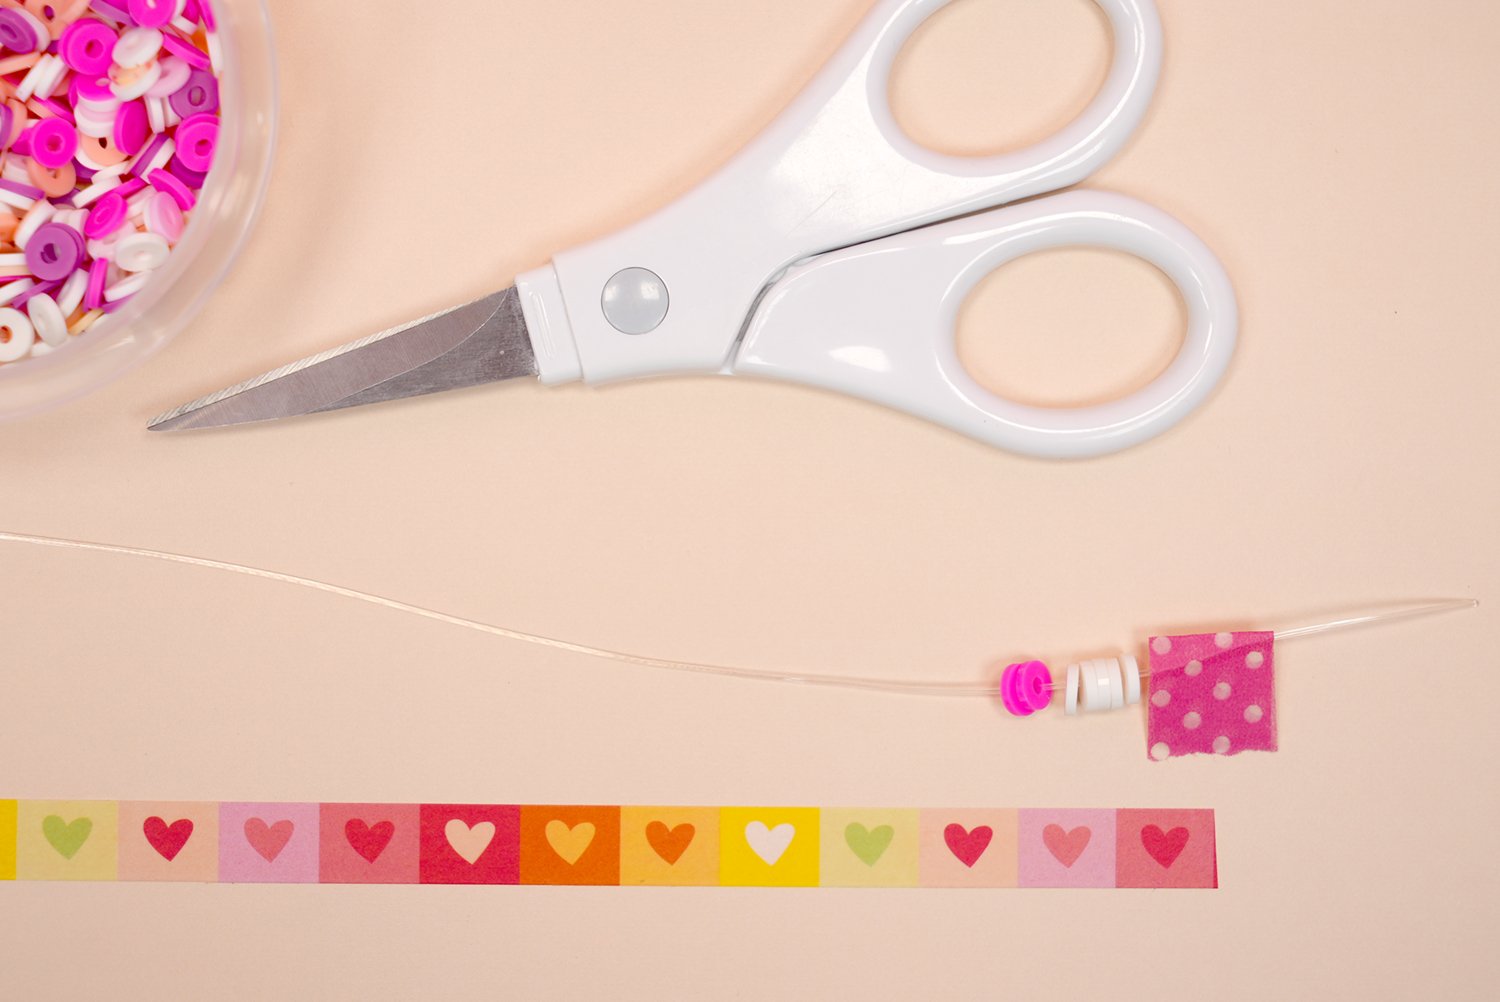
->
[[0, 801, 1216, 888]]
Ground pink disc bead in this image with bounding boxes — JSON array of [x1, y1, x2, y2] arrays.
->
[[72, 73, 116, 103], [114, 100, 150, 156], [148, 168, 196, 211], [85, 191, 129, 240], [85, 257, 110, 311], [28, 118, 78, 170], [162, 33, 210, 71], [128, 0, 176, 28], [999, 660, 1054, 717], [173, 113, 218, 172], [147, 56, 191, 99], [1017, 660, 1054, 712], [145, 189, 185, 241], [60, 19, 119, 76]]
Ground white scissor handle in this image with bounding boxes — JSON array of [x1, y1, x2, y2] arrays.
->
[[520, 0, 1163, 386], [734, 191, 1237, 458]]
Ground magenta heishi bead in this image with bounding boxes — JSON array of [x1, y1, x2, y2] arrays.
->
[[128, 0, 175, 29], [60, 18, 119, 76], [114, 100, 150, 156], [173, 112, 218, 172], [998, 660, 1054, 717], [72, 72, 116, 102], [85, 191, 129, 240], [162, 33, 210, 71], [85, 257, 110, 311], [29, 118, 79, 171], [149, 168, 195, 210]]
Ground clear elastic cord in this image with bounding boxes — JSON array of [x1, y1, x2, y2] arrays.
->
[[0, 531, 1479, 700]]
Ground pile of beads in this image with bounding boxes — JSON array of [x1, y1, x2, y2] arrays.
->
[[0, 0, 222, 365]]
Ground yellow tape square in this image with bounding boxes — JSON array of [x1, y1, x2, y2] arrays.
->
[[0, 800, 16, 880], [16, 800, 118, 881], [718, 807, 820, 887], [619, 806, 720, 885], [819, 808, 920, 887]]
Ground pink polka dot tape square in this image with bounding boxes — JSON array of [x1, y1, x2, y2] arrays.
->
[[1147, 631, 1276, 760]]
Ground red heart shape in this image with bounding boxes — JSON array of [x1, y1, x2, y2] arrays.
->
[[943, 824, 993, 868], [1042, 824, 1091, 868], [143, 816, 194, 861], [645, 821, 695, 865], [244, 818, 295, 862], [345, 819, 396, 863], [1141, 824, 1190, 868]]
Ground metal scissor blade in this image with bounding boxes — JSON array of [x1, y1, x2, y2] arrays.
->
[[148, 287, 537, 431]]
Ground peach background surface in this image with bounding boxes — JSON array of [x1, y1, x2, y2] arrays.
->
[[2, 0, 1498, 997]]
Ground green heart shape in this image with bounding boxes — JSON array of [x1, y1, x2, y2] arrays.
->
[[43, 815, 93, 860], [844, 823, 895, 867]]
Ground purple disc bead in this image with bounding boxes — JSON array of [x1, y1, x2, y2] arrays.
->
[[168, 69, 219, 118], [26, 224, 85, 282], [0, 10, 40, 55], [12, 279, 61, 310], [168, 158, 208, 189]]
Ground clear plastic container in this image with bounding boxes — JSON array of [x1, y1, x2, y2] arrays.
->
[[0, 0, 278, 421]]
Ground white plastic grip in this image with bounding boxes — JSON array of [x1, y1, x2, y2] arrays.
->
[[527, 0, 1165, 387], [735, 190, 1237, 458]]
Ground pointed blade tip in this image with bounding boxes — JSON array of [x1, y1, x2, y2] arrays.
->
[[144, 286, 531, 432]]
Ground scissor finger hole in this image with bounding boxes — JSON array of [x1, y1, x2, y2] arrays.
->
[[956, 247, 1186, 409], [888, 0, 1109, 157]]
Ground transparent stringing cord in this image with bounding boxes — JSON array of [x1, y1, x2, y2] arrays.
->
[[0, 531, 1478, 700]]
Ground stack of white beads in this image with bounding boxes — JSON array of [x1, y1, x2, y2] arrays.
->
[[1063, 655, 1142, 714]]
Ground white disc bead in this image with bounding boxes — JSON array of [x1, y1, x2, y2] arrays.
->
[[1066, 655, 1144, 714]]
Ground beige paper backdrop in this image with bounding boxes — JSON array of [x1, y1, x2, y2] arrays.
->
[[3, 0, 1497, 997]]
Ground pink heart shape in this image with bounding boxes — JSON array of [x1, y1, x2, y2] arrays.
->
[[345, 819, 395, 863], [143, 816, 194, 862], [1042, 824, 1091, 868], [1141, 824, 1190, 868], [243, 818, 294, 862], [943, 824, 993, 868]]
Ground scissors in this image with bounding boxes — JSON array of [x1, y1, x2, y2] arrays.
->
[[151, 0, 1236, 459]]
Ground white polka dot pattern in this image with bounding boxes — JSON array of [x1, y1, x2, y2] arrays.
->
[[1145, 631, 1277, 760]]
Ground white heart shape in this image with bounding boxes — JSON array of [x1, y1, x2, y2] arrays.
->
[[445, 819, 496, 864], [745, 821, 795, 865]]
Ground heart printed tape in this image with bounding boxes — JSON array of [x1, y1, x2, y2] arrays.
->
[[0, 801, 1215, 888]]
